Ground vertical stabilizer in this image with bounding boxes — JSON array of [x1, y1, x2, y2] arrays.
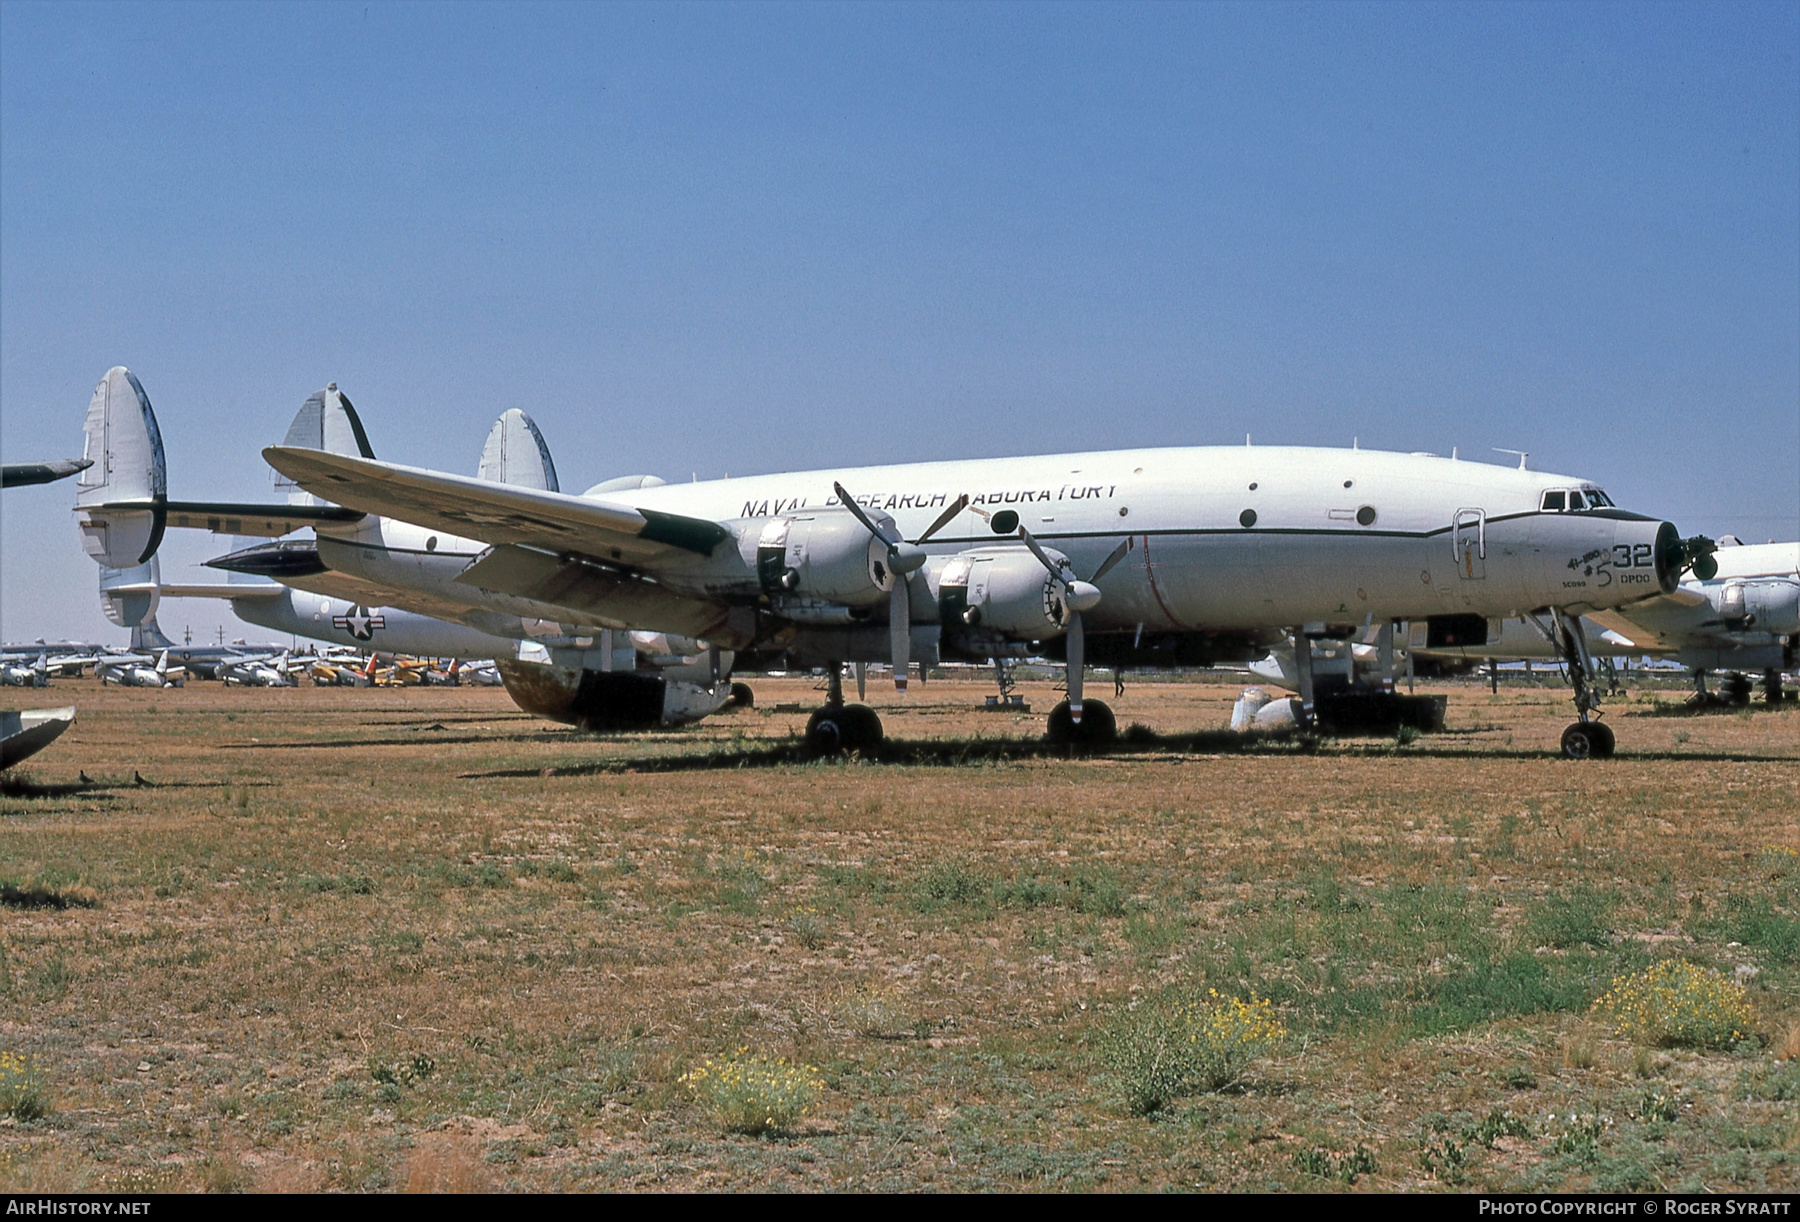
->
[[477, 409, 560, 491], [75, 367, 168, 566], [132, 617, 176, 652], [100, 556, 162, 630], [273, 384, 376, 505]]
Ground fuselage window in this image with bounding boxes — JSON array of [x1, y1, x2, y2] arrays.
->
[[1541, 491, 1565, 512]]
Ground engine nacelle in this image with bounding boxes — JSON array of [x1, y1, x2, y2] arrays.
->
[[936, 547, 1071, 640], [1720, 579, 1800, 634], [755, 512, 895, 607], [496, 657, 728, 730]]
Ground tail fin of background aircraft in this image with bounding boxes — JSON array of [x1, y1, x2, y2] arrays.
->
[[75, 367, 168, 568], [273, 383, 377, 506], [132, 618, 176, 652], [477, 409, 560, 491]]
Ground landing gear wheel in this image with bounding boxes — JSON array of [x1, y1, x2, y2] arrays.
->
[[839, 703, 883, 750], [1764, 670, 1786, 705], [728, 681, 755, 708], [804, 703, 883, 753], [1046, 699, 1118, 746], [1721, 673, 1753, 707], [1560, 722, 1609, 760]]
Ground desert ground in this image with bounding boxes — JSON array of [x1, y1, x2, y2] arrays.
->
[[2, 669, 1795, 1192]]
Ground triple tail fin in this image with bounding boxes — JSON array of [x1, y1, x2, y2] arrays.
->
[[477, 409, 559, 491]]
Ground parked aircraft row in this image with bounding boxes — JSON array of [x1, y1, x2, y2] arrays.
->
[[66, 366, 1753, 758]]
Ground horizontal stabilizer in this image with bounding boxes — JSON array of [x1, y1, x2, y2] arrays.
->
[[159, 583, 285, 600], [3, 459, 92, 489]]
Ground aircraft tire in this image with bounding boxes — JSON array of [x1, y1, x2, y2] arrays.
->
[[1589, 720, 1616, 758], [1765, 670, 1786, 705], [1721, 673, 1753, 707], [804, 706, 847, 753], [840, 703, 883, 750], [1560, 722, 1607, 761], [1046, 699, 1118, 746]]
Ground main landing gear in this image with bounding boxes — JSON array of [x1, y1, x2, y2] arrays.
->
[[1046, 698, 1116, 745], [804, 663, 884, 753], [1537, 608, 1615, 760]]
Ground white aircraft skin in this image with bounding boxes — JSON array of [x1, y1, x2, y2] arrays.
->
[[73, 365, 1710, 754], [284, 446, 1681, 647], [1415, 541, 1798, 680]]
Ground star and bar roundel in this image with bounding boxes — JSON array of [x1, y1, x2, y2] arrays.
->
[[331, 606, 387, 640]]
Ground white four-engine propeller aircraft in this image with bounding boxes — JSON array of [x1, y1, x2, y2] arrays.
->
[[72, 367, 1718, 757]]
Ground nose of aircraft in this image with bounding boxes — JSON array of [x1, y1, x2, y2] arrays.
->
[[1657, 522, 1718, 590]]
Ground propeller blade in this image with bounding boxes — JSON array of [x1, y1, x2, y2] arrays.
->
[[914, 494, 970, 544], [1090, 536, 1134, 583], [855, 661, 867, 702], [833, 482, 892, 543], [1067, 612, 1085, 725], [890, 579, 911, 692], [1016, 525, 1066, 583]]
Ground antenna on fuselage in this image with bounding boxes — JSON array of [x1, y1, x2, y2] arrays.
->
[[1245, 433, 1252, 446], [1493, 448, 1529, 470]]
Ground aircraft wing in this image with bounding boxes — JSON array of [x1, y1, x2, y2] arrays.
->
[[1586, 588, 1718, 653], [262, 447, 731, 564]]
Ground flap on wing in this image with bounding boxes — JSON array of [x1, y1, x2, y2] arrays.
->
[[262, 447, 730, 561], [457, 543, 750, 646]]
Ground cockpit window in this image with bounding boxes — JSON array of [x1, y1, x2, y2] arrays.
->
[[1541, 491, 1565, 512], [1566, 490, 1586, 511], [1587, 489, 1613, 507]]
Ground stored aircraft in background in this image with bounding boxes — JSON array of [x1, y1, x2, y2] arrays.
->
[[72, 366, 1718, 758], [97, 649, 186, 689], [218, 651, 295, 687]]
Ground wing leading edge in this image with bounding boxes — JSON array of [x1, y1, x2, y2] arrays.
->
[[260, 447, 730, 564]]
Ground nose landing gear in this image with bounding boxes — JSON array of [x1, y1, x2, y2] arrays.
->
[[804, 662, 884, 753], [1534, 608, 1616, 759]]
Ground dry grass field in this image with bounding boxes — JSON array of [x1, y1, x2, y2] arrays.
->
[[2, 670, 1796, 1193]]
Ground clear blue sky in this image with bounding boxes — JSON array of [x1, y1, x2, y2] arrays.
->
[[4, 1, 1796, 643]]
